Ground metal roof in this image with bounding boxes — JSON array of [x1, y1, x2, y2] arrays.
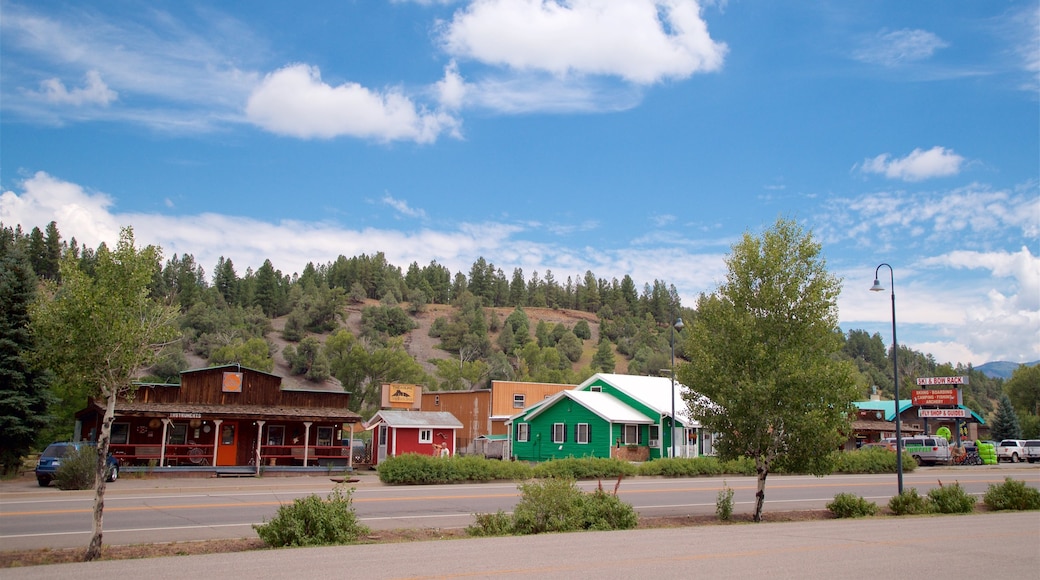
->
[[364, 410, 463, 430], [576, 373, 703, 427], [525, 390, 654, 424]]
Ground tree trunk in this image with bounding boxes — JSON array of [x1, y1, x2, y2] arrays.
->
[[753, 459, 769, 523], [84, 391, 116, 561]]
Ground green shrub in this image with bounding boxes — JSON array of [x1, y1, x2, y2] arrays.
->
[[833, 448, 917, 474], [716, 483, 735, 521], [718, 457, 756, 476], [54, 445, 97, 490], [927, 481, 976, 514], [466, 511, 513, 536], [531, 457, 637, 480], [469, 477, 638, 536], [638, 457, 725, 477], [510, 478, 588, 534], [888, 488, 932, 515], [983, 478, 1040, 511], [827, 493, 879, 518], [253, 485, 370, 547], [377, 454, 532, 484]]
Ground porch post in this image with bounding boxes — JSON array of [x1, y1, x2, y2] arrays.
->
[[160, 419, 171, 466], [255, 420, 265, 476], [303, 421, 313, 465], [348, 423, 354, 469], [211, 419, 223, 466]]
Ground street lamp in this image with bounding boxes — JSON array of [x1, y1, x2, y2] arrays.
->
[[670, 317, 684, 459], [871, 263, 903, 495]]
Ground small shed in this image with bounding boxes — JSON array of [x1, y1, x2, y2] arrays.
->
[[364, 410, 463, 466]]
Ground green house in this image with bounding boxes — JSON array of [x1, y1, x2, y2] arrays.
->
[[508, 373, 711, 462]]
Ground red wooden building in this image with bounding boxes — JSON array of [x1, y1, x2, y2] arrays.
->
[[74, 364, 362, 470], [364, 410, 463, 466]]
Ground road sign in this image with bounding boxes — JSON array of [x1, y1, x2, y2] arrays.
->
[[911, 388, 962, 406], [915, 376, 968, 386]]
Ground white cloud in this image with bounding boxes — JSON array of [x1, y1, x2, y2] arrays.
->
[[382, 194, 428, 219], [29, 70, 117, 106], [859, 146, 965, 182], [435, 61, 468, 110], [920, 247, 1040, 312], [854, 28, 949, 66], [438, 0, 727, 84], [245, 64, 459, 143]]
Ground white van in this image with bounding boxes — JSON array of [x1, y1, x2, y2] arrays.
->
[[884, 436, 952, 466]]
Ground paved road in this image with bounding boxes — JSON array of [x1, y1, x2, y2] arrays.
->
[[5, 512, 1038, 579], [2, 465, 1037, 551]]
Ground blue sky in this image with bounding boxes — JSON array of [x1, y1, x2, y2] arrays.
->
[[2, 1, 1038, 366]]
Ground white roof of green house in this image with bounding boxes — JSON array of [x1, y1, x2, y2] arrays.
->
[[576, 373, 703, 428], [526, 390, 655, 425]]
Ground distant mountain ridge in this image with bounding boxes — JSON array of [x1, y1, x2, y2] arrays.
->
[[975, 360, 1040, 380]]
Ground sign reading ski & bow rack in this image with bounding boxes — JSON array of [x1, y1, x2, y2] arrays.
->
[[915, 376, 968, 386]]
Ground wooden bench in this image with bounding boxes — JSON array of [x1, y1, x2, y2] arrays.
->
[[290, 447, 318, 466]]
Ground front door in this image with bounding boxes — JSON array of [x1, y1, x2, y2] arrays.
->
[[377, 425, 388, 463], [216, 421, 239, 466]]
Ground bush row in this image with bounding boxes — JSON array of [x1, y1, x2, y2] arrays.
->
[[376, 450, 907, 485], [830, 477, 1040, 519], [467, 478, 638, 536]]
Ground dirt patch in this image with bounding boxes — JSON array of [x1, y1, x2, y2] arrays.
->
[[0, 511, 834, 568]]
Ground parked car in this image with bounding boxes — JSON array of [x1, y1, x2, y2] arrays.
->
[[35, 442, 120, 487], [1023, 440, 1040, 463], [883, 436, 952, 465], [996, 439, 1028, 463]]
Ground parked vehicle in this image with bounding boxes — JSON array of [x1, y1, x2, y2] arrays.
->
[[884, 436, 952, 466], [1022, 440, 1040, 463], [34, 442, 120, 487], [996, 439, 1028, 463]]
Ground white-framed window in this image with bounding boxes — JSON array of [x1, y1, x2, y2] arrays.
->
[[552, 422, 566, 443], [576, 423, 590, 444], [267, 425, 285, 446], [649, 425, 660, 442], [590, 386, 602, 392], [316, 426, 334, 447], [419, 429, 433, 443], [110, 422, 130, 445], [623, 424, 640, 445], [513, 393, 526, 408], [516, 423, 529, 442]]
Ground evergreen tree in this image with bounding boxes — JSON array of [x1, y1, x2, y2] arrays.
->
[[990, 394, 1022, 440], [592, 339, 616, 373], [0, 227, 54, 475]]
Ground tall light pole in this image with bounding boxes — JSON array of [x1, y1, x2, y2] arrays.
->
[[670, 317, 684, 459], [871, 263, 903, 495]]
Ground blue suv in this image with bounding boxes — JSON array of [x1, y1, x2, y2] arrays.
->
[[35, 442, 120, 487]]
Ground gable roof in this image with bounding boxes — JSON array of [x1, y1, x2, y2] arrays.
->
[[577, 373, 702, 428], [364, 410, 463, 430], [525, 390, 654, 425], [854, 400, 986, 424]]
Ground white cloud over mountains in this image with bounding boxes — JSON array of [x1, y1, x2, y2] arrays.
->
[[3, 170, 1037, 365]]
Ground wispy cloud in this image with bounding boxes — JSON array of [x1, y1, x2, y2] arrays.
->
[[854, 28, 948, 66], [382, 194, 428, 219], [857, 146, 965, 182], [27, 70, 117, 106]]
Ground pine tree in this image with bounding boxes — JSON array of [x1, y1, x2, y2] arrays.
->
[[990, 394, 1022, 440], [0, 228, 54, 474]]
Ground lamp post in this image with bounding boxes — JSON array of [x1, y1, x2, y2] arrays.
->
[[871, 263, 903, 495], [670, 317, 684, 459]]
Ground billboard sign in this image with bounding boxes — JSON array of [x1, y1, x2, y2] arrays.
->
[[915, 376, 968, 386], [911, 388, 962, 407], [918, 408, 970, 418]]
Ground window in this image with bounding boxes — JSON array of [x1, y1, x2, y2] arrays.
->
[[419, 429, 433, 443], [267, 425, 285, 446], [378, 425, 388, 445], [590, 386, 602, 392], [576, 423, 590, 444], [513, 394, 526, 408], [110, 423, 130, 445], [516, 423, 529, 442], [623, 424, 640, 445], [316, 426, 334, 447], [649, 425, 660, 443], [552, 423, 566, 443], [168, 423, 188, 445]]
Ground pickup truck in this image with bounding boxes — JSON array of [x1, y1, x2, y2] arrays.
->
[[1023, 440, 1040, 463], [996, 439, 1028, 463]]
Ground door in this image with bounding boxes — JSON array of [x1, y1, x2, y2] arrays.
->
[[216, 421, 239, 466], [376, 425, 388, 464]]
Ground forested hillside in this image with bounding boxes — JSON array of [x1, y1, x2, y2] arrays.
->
[[4, 221, 1037, 447]]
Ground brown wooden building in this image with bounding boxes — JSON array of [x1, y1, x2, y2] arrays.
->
[[75, 364, 362, 469]]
